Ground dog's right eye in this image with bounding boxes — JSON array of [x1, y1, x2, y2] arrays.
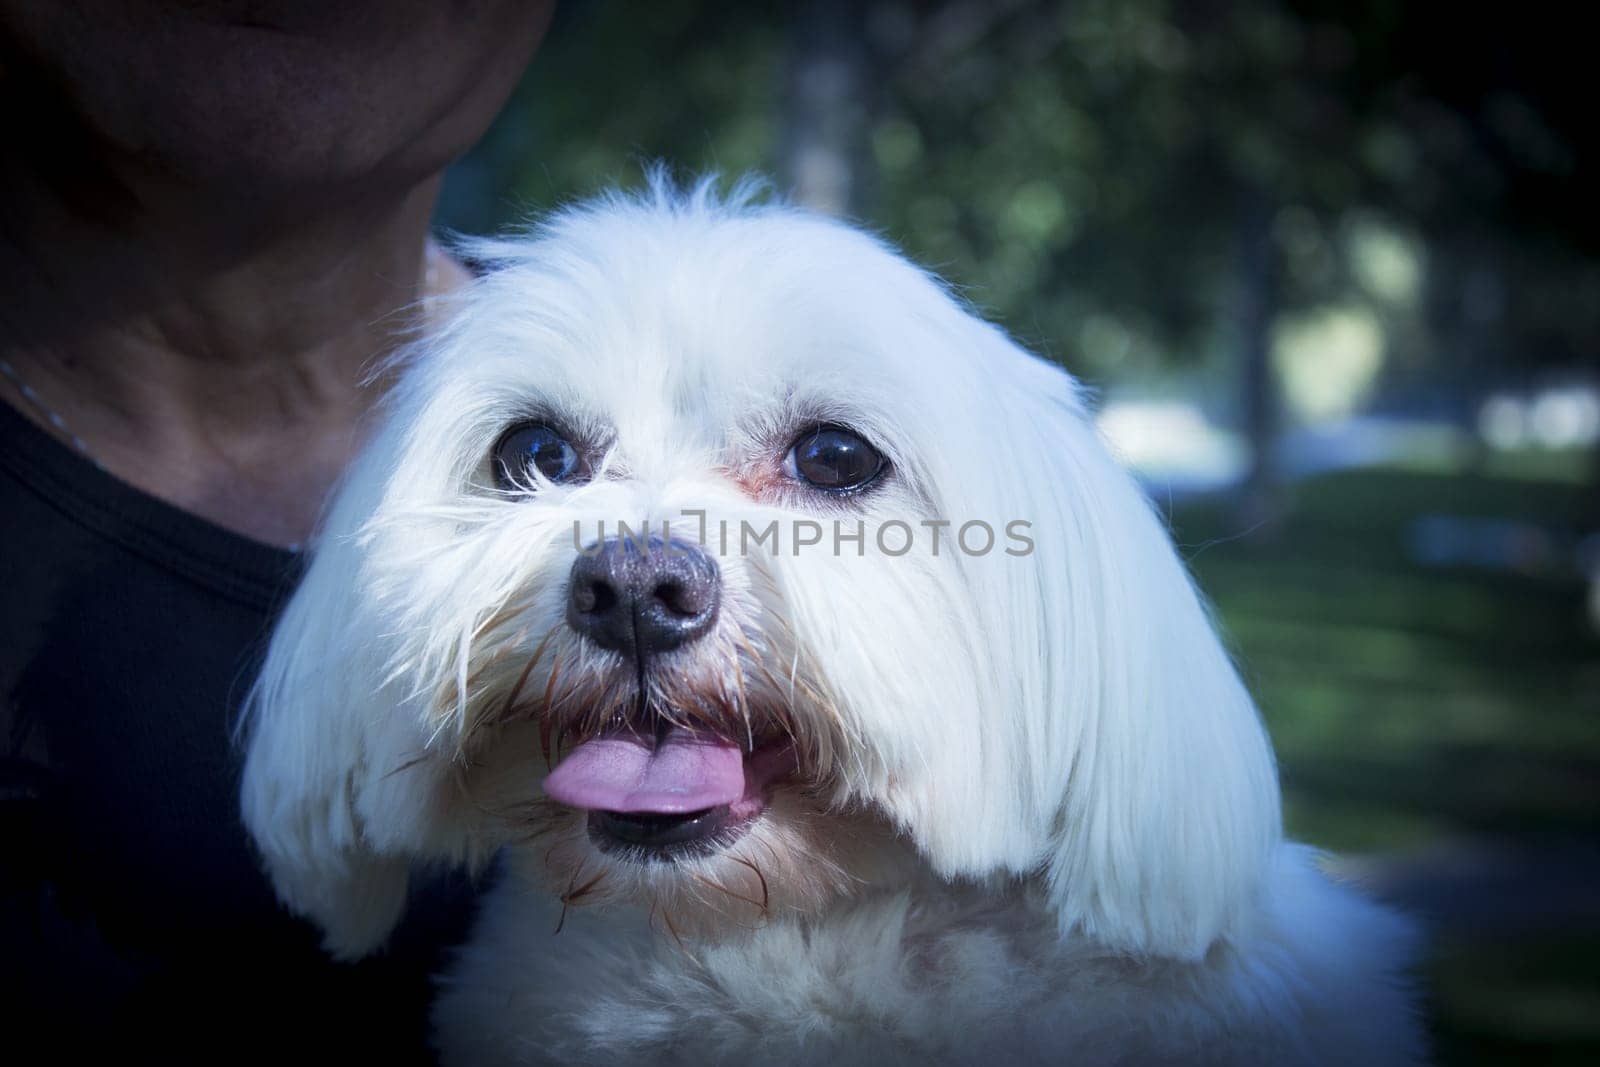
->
[[785, 425, 886, 492], [492, 423, 584, 491]]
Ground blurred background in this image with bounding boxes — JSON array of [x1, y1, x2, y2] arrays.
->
[[435, 2, 1599, 1062]]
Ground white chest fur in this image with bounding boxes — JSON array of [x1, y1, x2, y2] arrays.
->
[[433, 846, 1424, 1067]]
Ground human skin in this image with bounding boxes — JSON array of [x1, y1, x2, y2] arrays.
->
[[0, 1, 556, 545]]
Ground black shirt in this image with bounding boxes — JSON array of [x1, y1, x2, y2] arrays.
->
[[0, 398, 476, 1059]]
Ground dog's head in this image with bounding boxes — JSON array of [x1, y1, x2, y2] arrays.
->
[[241, 179, 1280, 962]]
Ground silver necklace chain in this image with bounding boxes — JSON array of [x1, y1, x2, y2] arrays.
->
[[0, 355, 105, 469]]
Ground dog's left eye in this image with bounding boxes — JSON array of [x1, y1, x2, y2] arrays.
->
[[492, 422, 584, 490], [785, 425, 886, 491]]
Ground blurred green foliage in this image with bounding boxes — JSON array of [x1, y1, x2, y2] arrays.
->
[[438, 3, 782, 233], [441, 0, 1597, 405]]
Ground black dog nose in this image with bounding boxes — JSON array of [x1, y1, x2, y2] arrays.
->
[[567, 537, 720, 656]]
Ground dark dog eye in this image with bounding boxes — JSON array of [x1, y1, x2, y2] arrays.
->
[[493, 423, 584, 490], [786, 425, 886, 491]]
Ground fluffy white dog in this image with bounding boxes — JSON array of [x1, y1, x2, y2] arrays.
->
[[241, 178, 1424, 1065]]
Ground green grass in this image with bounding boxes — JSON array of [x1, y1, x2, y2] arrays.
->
[[1168, 464, 1599, 1065]]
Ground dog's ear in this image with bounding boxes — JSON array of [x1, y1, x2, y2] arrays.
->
[[239, 442, 455, 960], [963, 326, 1281, 961]]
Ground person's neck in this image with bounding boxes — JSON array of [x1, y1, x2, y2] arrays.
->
[[0, 154, 463, 548]]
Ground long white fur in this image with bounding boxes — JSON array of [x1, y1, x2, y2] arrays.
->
[[240, 176, 1424, 1064]]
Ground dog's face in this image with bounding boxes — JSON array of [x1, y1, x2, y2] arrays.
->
[[242, 183, 1280, 962]]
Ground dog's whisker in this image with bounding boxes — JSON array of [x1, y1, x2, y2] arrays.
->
[[538, 707, 555, 768], [561, 867, 607, 905], [471, 599, 527, 645], [541, 649, 567, 707], [689, 871, 766, 913], [497, 627, 556, 724], [658, 907, 691, 961], [729, 649, 749, 715], [730, 855, 770, 913], [754, 834, 784, 871], [382, 750, 433, 780]]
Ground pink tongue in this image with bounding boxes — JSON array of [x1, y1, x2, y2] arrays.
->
[[543, 729, 746, 814]]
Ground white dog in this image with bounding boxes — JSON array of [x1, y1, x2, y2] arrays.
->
[[241, 178, 1424, 1065]]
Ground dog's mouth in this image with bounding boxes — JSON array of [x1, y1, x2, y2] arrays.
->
[[544, 726, 797, 861]]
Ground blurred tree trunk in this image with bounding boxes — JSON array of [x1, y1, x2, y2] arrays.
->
[[1236, 184, 1280, 528], [780, 0, 875, 217], [1437, 234, 1504, 473]]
